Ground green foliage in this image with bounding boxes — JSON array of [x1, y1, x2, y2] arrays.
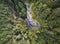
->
[[0, 0, 60, 44]]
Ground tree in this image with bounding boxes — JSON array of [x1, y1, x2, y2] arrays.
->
[[0, 0, 60, 44]]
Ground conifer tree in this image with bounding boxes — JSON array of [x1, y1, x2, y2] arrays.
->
[[0, 0, 60, 44]]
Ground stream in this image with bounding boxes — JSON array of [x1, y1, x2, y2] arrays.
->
[[24, 2, 41, 29]]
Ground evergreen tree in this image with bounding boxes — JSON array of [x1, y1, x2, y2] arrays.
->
[[0, 0, 60, 44]]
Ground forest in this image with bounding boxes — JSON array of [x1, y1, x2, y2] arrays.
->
[[0, 0, 60, 44]]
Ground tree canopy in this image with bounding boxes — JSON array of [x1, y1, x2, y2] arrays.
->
[[0, 0, 60, 44]]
